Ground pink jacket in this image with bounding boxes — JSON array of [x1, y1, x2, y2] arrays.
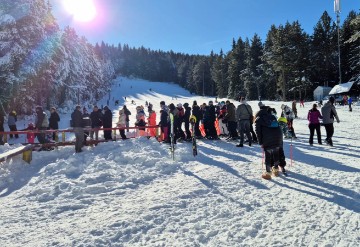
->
[[307, 109, 322, 124]]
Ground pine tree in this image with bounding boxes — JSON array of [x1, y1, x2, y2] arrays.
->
[[310, 11, 338, 87]]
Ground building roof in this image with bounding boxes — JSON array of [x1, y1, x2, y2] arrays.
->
[[329, 81, 355, 95]]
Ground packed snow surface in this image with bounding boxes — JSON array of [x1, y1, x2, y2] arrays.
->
[[0, 77, 359, 246]]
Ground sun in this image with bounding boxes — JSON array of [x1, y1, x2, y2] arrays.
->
[[63, 0, 97, 22]]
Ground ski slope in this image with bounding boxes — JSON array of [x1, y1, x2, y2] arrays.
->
[[0, 77, 359, 247]]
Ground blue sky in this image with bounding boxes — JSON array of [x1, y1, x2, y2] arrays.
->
[[50, 0, 359, 55]]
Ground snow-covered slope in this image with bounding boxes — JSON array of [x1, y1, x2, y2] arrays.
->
[[0, 77, 359, 246]]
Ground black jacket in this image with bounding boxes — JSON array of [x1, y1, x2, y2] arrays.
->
[[184, 106, 191, 123], [71, 110, 83, 128], [90, 110, 103, 128], [192, 105, 202, 122], [255, 109, 283, 149], [49, 112, 60, 129], [102, 109, 113, 128]]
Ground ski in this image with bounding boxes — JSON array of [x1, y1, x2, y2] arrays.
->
[[169, 113, 175, 160], [190, 115, 197, 157]]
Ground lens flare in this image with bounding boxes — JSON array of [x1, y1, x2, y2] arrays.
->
[[63, 0, 97, 22]]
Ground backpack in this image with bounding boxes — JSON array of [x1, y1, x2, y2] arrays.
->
[[267, 114, 279, 128]]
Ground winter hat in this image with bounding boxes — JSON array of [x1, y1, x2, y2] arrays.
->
[[329, 96, 335, 104], [258, 102, 265, 107], [177, 103, 182, 108]]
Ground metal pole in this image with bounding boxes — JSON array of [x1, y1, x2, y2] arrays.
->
[[336, 12, 342, 84], [334, 0, 342, 84]]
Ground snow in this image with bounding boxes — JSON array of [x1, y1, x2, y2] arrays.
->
[[329, 81, 355, 95], [1, 77, 360, 246]]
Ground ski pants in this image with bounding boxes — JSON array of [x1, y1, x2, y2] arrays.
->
[[264, 147, 280, 172], [308, 123, 321, 144], [323, 123, 334, 145], [238, 120, 252, 145], [74, 127, 84, 152]]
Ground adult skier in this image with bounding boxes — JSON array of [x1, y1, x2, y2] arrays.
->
[[321, 96, 340, 146]]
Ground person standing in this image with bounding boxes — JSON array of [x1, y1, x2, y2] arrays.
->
[[147, 108, 157, 137], [103, 106, 113, 140], [281, 104, 296, 138], [191, 101, 202, 139], [8, 111, 18, 138], [49, 107, 60, 141], [255, 105, 284, 179], [348, 96, 353, 112], [35, 106, 49, 144], [183, 103, 192, 140], [224, 100, 238, 140], [307, 103, 323, 146], [82, 108, 91, 144], [159, 101, 169, 142], [71, 105, 84, 153], [321, 96, 340, 146], [123, 105, 131, 132], [117, 109, 127, 140], [236, 97, 253, 147], [89, 106, 103, 141]]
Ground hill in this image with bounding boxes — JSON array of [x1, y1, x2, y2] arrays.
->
[[0, 77, 359, 246]]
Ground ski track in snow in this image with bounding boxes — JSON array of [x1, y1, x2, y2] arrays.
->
[[0, 77, 360, 247]]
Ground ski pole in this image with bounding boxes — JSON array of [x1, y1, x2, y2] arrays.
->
[[290, 137, 293, 167]]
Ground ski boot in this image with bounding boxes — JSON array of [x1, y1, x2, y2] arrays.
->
[[262, 172, 272, 180], [272, 167, 279, 177]]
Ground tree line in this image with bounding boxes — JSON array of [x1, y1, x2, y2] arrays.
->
[[0, 0, 359, 115]]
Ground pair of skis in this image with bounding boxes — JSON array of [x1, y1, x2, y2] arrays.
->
[[169, 114, 198, 160]]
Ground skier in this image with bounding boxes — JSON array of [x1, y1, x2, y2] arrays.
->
[[159, 101, 169, 142], [281, 104, 296, 138], [147, 109, 157, 137], [255, 104, 285, 179], [321, 96, 340, 146], [183, 103, 192, 140], [175, 103, 186, 141], [307, 103, 323, 146], [203, 101, 218, 139], [191, 101, 203, 139]]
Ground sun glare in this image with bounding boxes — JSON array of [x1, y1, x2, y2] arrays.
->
[[63, 0, 97, 22]]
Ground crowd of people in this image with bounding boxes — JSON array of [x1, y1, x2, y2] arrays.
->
[[0, 96, 342, 178]]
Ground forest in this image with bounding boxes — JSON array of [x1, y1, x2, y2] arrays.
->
[[0, 0, 359, 114]]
